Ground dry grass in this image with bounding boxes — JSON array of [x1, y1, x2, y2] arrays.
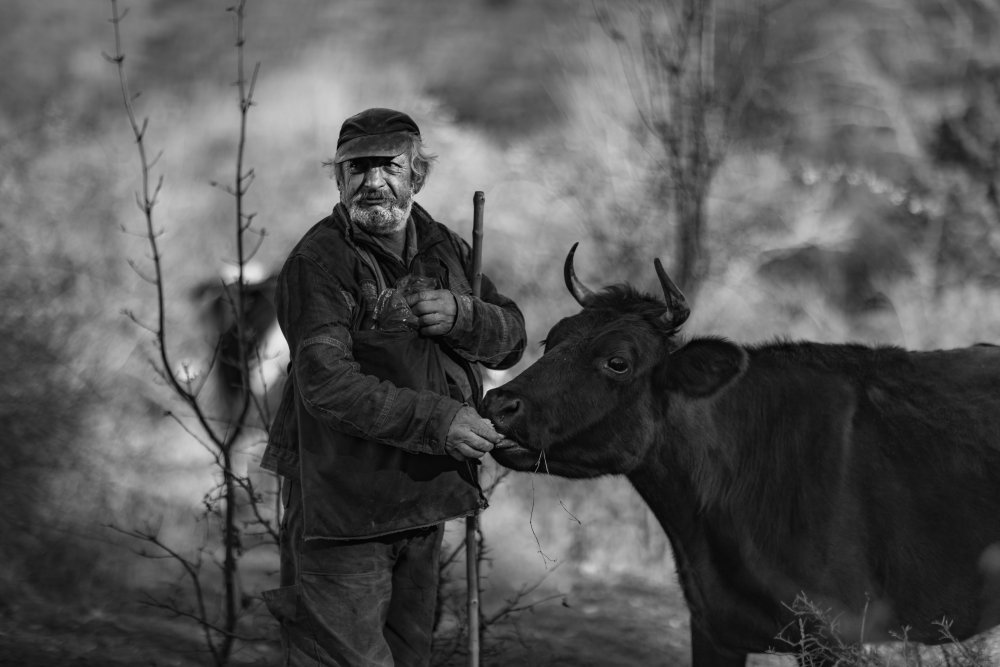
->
[[769, 594, 998, 667]]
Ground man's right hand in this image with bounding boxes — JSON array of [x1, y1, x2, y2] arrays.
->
[[445, 405, 503, 461]]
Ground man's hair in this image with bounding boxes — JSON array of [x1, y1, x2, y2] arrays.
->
[[325, 134, 437, 193]]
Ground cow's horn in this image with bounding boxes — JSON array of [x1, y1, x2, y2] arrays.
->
[[564, 242, 596, 306], [654, 258, 690, 329]]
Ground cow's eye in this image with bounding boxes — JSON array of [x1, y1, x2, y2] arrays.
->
[[606, 357, 630, 374]]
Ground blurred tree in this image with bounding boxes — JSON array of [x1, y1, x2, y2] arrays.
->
[[0, 242, 103, 601], [595, 0, 718, 293], [0, 4, 135, 605], [594, 0, 797, 294]]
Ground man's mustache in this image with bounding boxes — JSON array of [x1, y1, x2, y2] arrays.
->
[[353, 188, 395, 205]]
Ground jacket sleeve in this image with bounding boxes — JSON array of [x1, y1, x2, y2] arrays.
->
[[440, 237, 527, 370], [277, 254, 463, 456], [445, 275, 526, 369]]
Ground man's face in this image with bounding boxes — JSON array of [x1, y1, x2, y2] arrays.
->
[[339, 154, 415, 237]]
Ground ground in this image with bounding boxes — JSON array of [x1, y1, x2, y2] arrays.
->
[[472, 577, 694, 666], [13, 577, 993, 666], [0, 577, 803, 666]]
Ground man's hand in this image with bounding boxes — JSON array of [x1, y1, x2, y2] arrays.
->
[[405, 289, 457, 337], [445, 405, 503, 461]]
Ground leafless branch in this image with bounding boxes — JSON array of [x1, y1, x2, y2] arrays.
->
[[165, 410, 223, 460], [233, 474, 280, 545], [107, 522, 221, 661], [107, 3, 277, 663], [108, 0, 227, 442], [482, 565, 564, 627]]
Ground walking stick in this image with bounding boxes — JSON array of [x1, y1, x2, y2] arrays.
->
[[466, 190, 485, 667]]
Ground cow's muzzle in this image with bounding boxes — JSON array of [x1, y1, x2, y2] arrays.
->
[[483, 388, 524, 435], [484, 388, 554, 470]]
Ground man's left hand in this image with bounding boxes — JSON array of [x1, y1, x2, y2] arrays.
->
[[405, 289, 457, 337]]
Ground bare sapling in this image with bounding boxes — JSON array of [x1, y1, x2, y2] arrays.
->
[[104, 1, 278, 665]]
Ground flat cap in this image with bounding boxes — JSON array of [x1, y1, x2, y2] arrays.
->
[[334, 107, 420, 163]]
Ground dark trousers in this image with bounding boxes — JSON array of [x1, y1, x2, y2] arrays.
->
[[263, 481, 445, 667]]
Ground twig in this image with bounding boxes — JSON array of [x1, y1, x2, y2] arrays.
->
[[107, 523, 220, 662]]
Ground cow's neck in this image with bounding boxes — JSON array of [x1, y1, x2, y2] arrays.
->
[[627, 449, 717, 616], [655, 367, 848, 551], [631, 446, 794, 656]]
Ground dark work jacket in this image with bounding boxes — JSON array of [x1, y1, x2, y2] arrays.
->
[[261, 202, 526, 539]]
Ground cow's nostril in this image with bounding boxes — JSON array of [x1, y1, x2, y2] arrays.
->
[[484, 390, 524, 424], [501, 397, 521, 418]]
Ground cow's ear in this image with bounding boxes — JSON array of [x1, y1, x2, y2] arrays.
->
[[660, 338, 747, 398]]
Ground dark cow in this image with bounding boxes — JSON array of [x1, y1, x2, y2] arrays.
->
[[484, 244, 1000, 666]]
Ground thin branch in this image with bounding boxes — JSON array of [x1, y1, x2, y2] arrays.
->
[[107, 523, 220, 661], [482, 565, 564, 627], [126, 258, 158, 285], [122, 308, 157, 335], [108, 0, 223, 439], [164, 410, 224, 460], [233, 474, 280, 545]]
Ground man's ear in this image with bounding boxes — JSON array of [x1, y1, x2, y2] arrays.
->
[[659, 338, 747, 398]]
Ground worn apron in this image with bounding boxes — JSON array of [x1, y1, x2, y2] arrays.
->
[[296, 246, 484, 540]]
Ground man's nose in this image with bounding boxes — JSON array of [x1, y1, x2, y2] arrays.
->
[[362, 167, 386, 188]]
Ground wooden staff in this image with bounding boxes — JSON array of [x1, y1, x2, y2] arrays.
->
[[471, 191, 484, 296], [466, 190, 484, 667]]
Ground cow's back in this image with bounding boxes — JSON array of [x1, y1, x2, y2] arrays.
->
[[852, 345, 1000, 637], [689, 341, 1000, 645]]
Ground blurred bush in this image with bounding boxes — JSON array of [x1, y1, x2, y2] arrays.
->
[[0, 134, 119, 604]]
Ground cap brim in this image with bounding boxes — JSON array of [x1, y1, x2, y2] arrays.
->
[[334, 131, 412, 163]]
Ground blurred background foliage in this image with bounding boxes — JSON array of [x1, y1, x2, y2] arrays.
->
[[2, 0, 1000, 646]]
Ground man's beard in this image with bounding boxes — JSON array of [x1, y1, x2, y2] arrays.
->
[[346, 186, 414, 237]]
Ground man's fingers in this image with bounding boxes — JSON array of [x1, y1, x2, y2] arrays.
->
[[407, 290, 455, 314], [404, 290, 456, 337], [447, 440, 488, 461], [417, 313, 450, 327], [465, 432, 496, 453], [407, 299, 434, 316], [413, 304, 449, 321], [468, 419, 503, 444], [446, 406, 500, 460], [406, 290, 443, 309], [417, 314, 455, 337]]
